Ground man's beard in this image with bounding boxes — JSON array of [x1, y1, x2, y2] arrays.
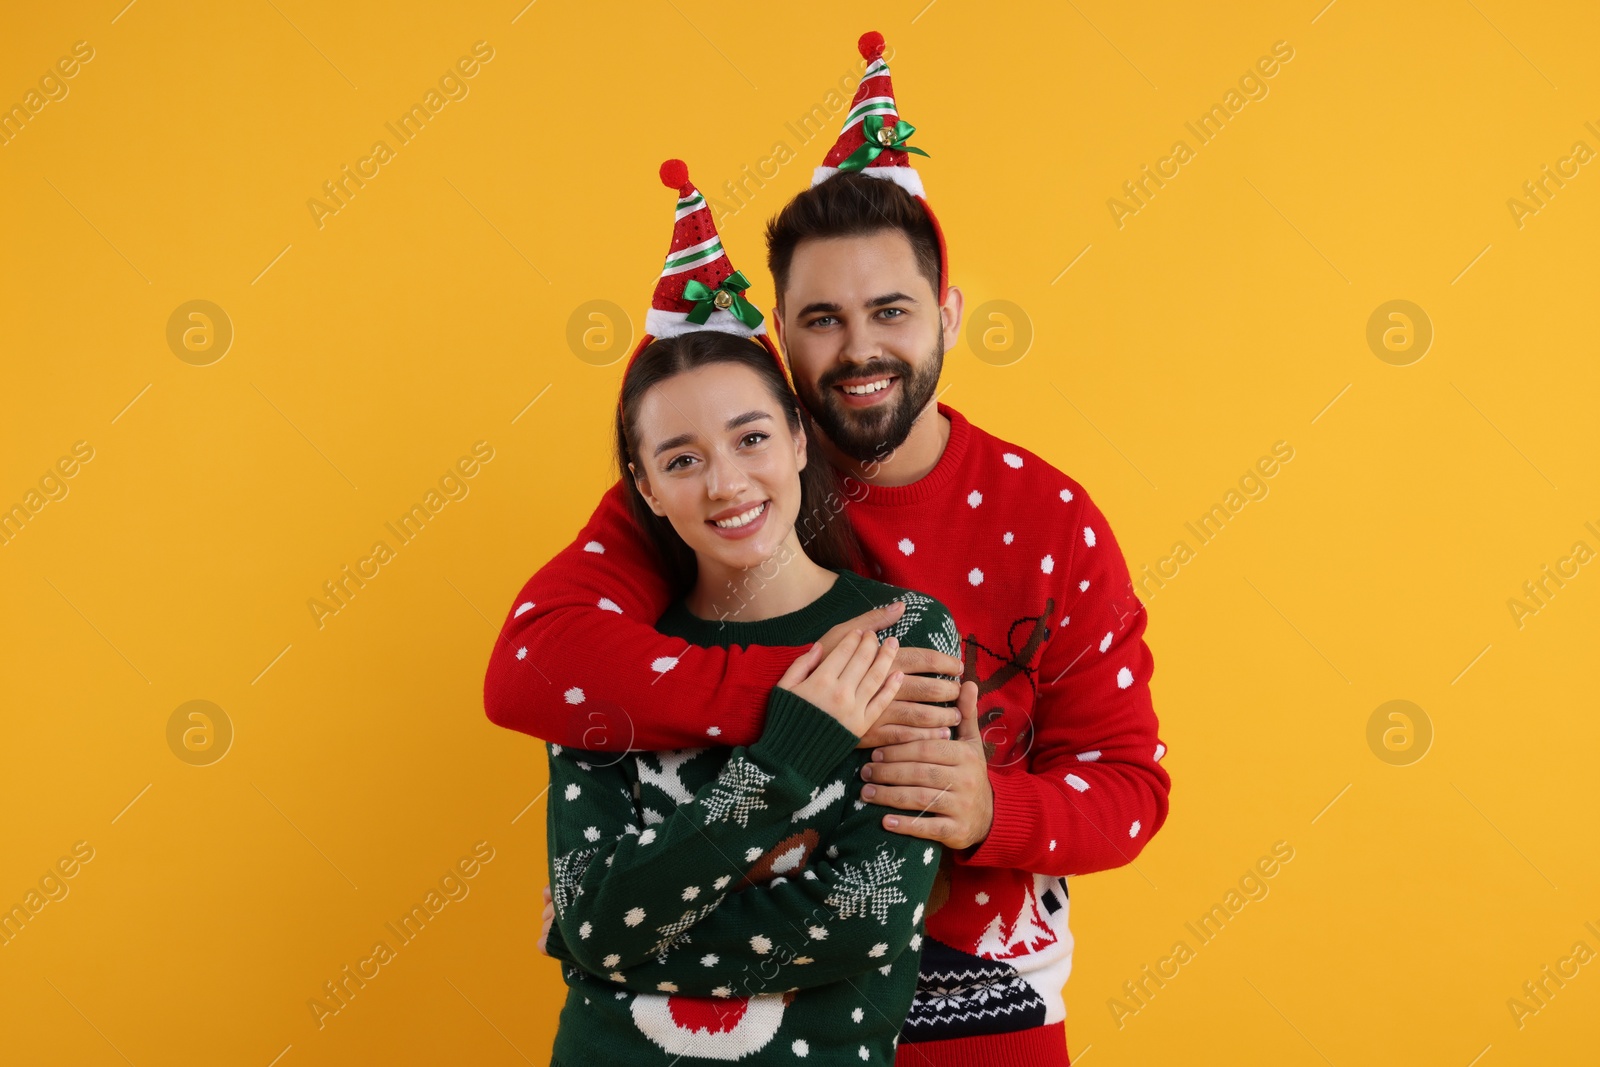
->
[[797, 332, 945, 465]]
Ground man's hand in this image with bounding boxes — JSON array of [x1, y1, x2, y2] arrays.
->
[[537, 884, 554, 956], [817, 601, 963, 748], [860, 681, 994, 850]]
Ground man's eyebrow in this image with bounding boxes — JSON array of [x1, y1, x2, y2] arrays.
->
[[796, 293, 918, 318]]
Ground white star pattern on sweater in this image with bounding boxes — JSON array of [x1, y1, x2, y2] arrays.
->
[[651, 656, 678, 673], [898, 538, 914, 555], [967, 490, 982, 507], [598, 598, 622, 613], [583, 541, 604, 553], [564, 687, 585, 704], [1002, 453, 1023, 468]]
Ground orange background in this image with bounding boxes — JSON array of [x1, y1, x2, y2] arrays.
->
[[2, 1, 1597, 1064]]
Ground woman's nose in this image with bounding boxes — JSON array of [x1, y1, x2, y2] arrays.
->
[[704, 448, 748, 498]]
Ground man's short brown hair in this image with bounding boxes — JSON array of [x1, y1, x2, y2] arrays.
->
[[765, 173, 941, 300]]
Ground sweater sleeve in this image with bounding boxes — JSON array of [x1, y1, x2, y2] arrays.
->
[[594, 762, 940, 998], [483, 478, 799, 750], [545, 688, 860, 978], [959, 486, 1172, 876]]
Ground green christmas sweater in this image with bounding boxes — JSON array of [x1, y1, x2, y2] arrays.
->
[[544, 567, 961, 1066]]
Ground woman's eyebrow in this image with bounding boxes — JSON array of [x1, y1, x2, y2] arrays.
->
[[652, 431, 697, 457], [652, 411, 772, 457]]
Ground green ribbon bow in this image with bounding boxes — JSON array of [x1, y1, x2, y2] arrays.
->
[[682, 271, 763, 329], [836, 114, 930, 173]]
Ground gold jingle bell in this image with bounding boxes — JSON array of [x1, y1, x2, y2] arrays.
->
[[876, 123, 897, 146], [712, 289, 734, 310]]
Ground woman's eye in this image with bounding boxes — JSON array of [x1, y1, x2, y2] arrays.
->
[[740, 432, 769, 447], [664, 454, 696, 471]]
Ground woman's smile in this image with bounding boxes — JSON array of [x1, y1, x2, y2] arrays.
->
[[707, 499, 770, 539]]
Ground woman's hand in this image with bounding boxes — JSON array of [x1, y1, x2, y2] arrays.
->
[[537, 884, 554, 956], [776, 629, 904, 738]]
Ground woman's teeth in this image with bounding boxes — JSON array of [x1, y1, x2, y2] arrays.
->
[[713, 502, 767, 528], [842, 378, 892, 395]]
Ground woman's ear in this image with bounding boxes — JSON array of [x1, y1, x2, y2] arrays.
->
[[629, 461, 668, 517], [792, 420, 808, 472]]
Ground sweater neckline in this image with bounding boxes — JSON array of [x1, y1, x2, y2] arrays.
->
[[847, 402, 971, 508], [657, 567, 874, 647]]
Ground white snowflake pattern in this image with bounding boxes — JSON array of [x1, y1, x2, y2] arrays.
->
[[874, 592, 961, 663], [552, 845, 600, 916], [825, 850, 909, 924], [700, 758, 773, 827]]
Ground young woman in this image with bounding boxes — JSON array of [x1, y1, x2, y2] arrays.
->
[[542, 328, 964, 1065]]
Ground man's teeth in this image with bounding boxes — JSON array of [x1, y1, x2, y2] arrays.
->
[[714, 502, 767, 529], [841, 378, 892, 395]]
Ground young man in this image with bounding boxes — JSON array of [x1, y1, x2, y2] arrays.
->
[[486, 33, 1170, 1067]]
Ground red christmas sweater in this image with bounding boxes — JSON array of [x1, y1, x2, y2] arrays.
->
[[485, 403, 1171, 1062]]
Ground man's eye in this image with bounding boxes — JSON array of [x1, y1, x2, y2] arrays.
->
[[877, 307, 905, 319], [808, 316, 838, 328]]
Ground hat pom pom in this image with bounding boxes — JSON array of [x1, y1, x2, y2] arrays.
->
[[659, 158, 692, 197], [858, 31, 885, 60]]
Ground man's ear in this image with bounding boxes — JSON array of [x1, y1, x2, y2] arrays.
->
[[771, 302, 785, 352], [939, 284, 965, 354], [628, 461, 668, 517]]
